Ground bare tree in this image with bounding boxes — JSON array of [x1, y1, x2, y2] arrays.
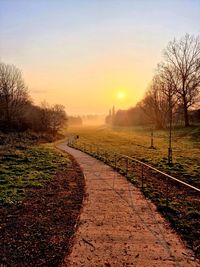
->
[[35, 102, 67, 134], [49, 104, 67, 135], [156, 64, 179, 164], [158, 64, 177, 104], [0, 62, 30, 130], [139, 76, 169, 129], [163, 34, 200, 127]]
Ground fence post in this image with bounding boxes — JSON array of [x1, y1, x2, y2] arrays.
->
[[141, 165, 144, 191], [166, 177, 169, 209]]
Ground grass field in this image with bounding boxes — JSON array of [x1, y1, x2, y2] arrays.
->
[[0, 144, 70, 205], [68, 124, 200, 187]]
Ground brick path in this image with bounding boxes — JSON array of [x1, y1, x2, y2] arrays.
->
[[57, 144, 198, 267]]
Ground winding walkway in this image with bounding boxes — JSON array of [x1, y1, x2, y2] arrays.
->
[[57, 143, 198, 267]]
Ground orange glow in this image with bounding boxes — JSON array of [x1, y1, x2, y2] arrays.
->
[[117, 91, 125, 100], [1, 1, 199, 115]]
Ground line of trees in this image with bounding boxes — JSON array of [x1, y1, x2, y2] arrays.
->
[[68, 116, 83, 125], [107, 34, 200, 129], [141, 34, 200, 128], [0, 62, 67, 135]]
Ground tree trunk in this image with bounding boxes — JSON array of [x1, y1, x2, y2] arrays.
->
[[5, 98, 11, 130], [183, 102, 189, 127]]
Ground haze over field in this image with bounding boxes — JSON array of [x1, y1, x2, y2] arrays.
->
[[0, 0, 199, 115], [1, 1, 200, 265]]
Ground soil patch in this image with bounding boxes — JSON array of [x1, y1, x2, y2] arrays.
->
[[0, 155, 85, 267]]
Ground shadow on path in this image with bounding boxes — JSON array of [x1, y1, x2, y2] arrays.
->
[[57, 143, 198, 267]]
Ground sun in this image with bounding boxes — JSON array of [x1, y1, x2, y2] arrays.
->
[[117, 91, 125, 100]]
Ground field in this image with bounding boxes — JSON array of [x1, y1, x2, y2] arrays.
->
[[68, 125, 200, 187], [68, 124, 200, 257]]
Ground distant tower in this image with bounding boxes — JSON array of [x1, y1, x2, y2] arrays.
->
[[112, 106, 115, 118], [111, 106, 115, 124]]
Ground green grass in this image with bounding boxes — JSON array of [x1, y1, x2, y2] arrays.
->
[[67, 125, 200, 187], [0, 145, 70, 205]]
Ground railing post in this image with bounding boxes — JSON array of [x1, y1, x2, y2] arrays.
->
[[141, 165, 144, 191], [166, 177, 169, 209]]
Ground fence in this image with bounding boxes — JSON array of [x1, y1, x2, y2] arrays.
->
[[68, 139, 200, 192], [68, 139, 200, 209]]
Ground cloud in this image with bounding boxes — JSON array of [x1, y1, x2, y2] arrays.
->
[[31, 89, 46, 94]]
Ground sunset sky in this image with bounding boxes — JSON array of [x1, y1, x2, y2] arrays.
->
[[0, 0, 199, 115]]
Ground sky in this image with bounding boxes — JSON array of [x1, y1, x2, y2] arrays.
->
[[0, 0, 200, 115]]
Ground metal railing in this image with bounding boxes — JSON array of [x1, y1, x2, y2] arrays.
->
[[68, 140, 200, 210]]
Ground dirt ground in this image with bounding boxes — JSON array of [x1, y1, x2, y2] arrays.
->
[[58, 144, 199, 267], [0, 155, 85, 267]]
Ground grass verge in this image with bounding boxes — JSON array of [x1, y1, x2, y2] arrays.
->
[[0, 137, 85, 266], [0, 145, 70, 205]]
